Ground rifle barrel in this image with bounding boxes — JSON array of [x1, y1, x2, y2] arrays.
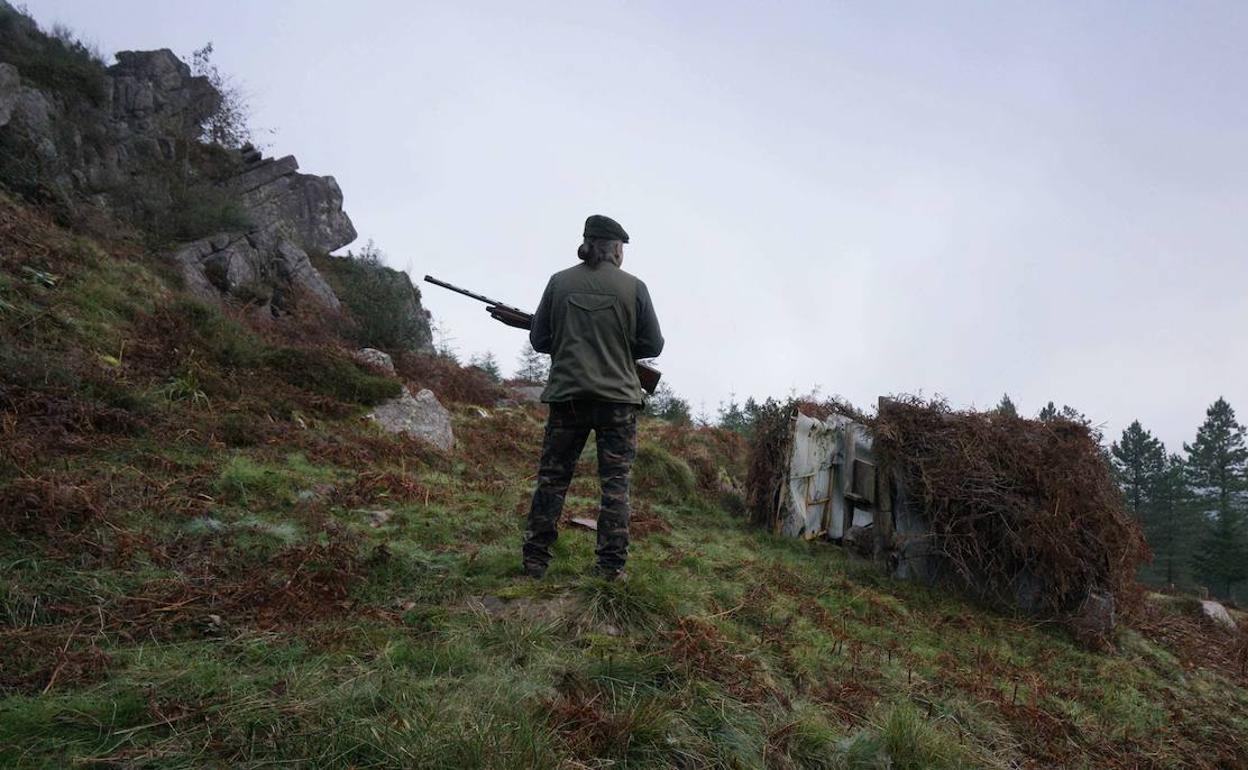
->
[[423, 275, 501, 307]]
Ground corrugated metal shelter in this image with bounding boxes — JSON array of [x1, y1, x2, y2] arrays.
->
[[763, 408, 941, 582]]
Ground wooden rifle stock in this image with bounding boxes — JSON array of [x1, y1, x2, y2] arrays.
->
[[423, 275, 662, 395]]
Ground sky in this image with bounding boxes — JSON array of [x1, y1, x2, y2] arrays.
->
[[24, 0, 1248, 451]]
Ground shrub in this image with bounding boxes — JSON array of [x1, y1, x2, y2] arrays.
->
[[162, 297, 268, 369], [266, 346, 401, 405], [393, 352, 505, 407], [644, 382, 692, 425], [633, 443, 696, 504], [159, 182, 251, 242], [189, 43, 253, 149], [312, 246, 432, 353], [0, 7, 109, 106]]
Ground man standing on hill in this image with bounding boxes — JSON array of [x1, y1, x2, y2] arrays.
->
[[521, 215, 664, 581]]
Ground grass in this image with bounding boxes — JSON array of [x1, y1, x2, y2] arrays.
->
[[6, 402, 1248, 768]]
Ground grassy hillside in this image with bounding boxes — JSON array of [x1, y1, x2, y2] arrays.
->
[[2, 192, 1248, 769]]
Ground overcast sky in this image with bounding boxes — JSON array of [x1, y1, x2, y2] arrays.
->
[[26, 1, 1248, 450]]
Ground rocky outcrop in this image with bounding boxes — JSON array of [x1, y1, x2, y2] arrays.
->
[[162, 149, 361, 316], [0, 4, 431, 334], [0, 10, 341, 311], [0, 42, 219, 199], [367, 387, 454, 451], [230, 155, 356, 253]]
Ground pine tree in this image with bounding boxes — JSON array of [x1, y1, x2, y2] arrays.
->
[[1038, 401, 1059, 421], [1146, 454, 1198, 587], [995, 393, 1018, 417], [469, 351, 502, 383], [1184, 397, 1248, 598], [717, 394, 749, 435], [645, 383, 692, 425], [514, 342, 549, 383], [1110, 420, 1165, 517]]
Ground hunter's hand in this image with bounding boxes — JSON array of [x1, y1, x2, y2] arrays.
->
[[488, 306, 531, 330]]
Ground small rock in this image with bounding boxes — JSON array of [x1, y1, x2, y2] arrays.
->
[[367, 387, 454, 451], [1200, 600, 1237, 630], [366, 509, 392, 528], [1071, 589, 1116, 647], [295, 483, 335, 505], [353, 348, 395, 374], [844, 525, 874, 557], [507, 384, 545, 404]]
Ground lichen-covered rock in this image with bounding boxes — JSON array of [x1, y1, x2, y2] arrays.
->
[[352, 348, 395, 373], [367, 387, 454, 451], [231, 155, 356, 253], [171, 227, 340, 313]]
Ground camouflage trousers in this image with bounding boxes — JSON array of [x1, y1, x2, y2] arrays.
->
[[523, 400, 639, 573]]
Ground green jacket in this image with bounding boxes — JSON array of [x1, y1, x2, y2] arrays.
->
[[530, 262, 664, 405]]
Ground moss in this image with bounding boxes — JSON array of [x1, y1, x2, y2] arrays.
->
[[215, 452, 337, 508]]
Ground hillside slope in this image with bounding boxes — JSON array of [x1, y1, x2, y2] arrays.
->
[[2, 193, 1248, 769]]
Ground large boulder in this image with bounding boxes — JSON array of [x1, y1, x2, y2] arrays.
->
[[171, 227, 340, 313], [367, 387, 454, 451]]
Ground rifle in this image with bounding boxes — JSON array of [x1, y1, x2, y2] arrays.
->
[[423, 275, 662, 395]]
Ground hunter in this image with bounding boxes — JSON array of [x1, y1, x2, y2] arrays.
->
[[521, 214, 665, 581]]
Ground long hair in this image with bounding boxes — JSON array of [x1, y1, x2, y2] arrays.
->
[[577, 237, 622, 267]]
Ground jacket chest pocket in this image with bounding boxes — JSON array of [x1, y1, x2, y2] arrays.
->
[[565, 293, 624, 336]]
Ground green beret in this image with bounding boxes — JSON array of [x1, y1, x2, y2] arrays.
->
[[584, 214, 629, 243]]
